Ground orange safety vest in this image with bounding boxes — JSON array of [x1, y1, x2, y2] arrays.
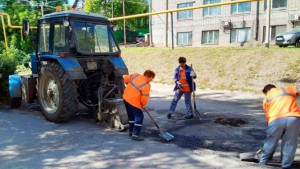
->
[[263, 86, 300, 124], [178, 67, 190, 92], [123, 73, 151, 109]]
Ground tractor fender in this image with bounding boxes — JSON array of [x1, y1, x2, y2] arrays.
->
[[9, 74, 22, 98], [39, 55, 87, 80], [57, 57, 87, 80], [109, 57, 128, 77]]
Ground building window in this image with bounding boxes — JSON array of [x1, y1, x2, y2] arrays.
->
[[231, 28, 250, 43], [263, 25, 286, 42], [204, 0, 221, 16], [177, 32, 192, 46], [231, 0, 251, 13], [202, 30, 219, 44], [177, 2, 193, 20], [264, 0, 287, 9]]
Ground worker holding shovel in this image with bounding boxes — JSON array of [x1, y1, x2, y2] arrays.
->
[[259, 84, 300, 169], [167, 57, 197, 119], [123, 70, 155, 141]]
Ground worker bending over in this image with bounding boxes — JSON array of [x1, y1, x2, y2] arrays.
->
[[123, 70, 155, 141], [259, 84, 300, 169], [167, 57, 196, 119]]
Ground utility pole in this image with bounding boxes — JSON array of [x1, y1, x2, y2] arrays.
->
[[171, 12, 174, 49], [165, 0, 168, 47], [123, 0, 126, 47], [149, 0, 153, 46], [265, 0, 271, 48], [40, 4, 44, 16], [111, 0, 114, 18], [81, 0, 85, 11]]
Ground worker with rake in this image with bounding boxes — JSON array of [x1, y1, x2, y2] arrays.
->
[[167, 57, 197, 119], [123, 70, 155, 141], [259, 84, 300, 169]]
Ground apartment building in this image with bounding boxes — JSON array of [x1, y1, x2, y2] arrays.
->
[[151, 0, 300, 47]]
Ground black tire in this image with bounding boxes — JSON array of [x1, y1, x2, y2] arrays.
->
[[295, 38, 300, 48], [11, 98, 22, 108], [279, 45, 283, 48], [37, 62, 78, 122]]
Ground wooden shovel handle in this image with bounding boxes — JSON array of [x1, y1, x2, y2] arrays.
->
[[144, 108, 160, 130]]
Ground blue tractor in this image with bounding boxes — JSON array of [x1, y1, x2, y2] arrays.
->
[[9, 11, 129, 129]]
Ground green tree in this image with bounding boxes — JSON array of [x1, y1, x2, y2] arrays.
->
[[84, 0, 149, 31], [0, 0, 69, 55], [0, 0, 68, 102]]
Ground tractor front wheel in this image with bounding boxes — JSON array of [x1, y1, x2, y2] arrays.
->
[[37, 62, 78, 122]]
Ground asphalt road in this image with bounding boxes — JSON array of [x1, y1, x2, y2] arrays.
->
[[0, 83, 299, 169]]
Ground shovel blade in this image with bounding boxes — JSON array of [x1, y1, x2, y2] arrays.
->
[[159, 132, 174, 142], [240, 151, 259, 162]]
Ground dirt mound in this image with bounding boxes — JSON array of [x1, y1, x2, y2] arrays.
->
[[214, 117, 248, 127]]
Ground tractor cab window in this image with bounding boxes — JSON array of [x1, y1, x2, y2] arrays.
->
[[53, 22, 67, 55], [38, 23, 50, 53], [72, 21, 119, 54]]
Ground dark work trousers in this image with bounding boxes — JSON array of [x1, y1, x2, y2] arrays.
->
[[124, 100, 144, 136]]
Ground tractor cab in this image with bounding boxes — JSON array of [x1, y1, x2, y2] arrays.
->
[[37, 10, 120, 57]]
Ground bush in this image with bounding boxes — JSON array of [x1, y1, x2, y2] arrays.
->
[[0, 46, 28, 103]]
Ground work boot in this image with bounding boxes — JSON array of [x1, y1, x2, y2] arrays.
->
[[131, 135, 144, 141], [184, 114, 194, 119], [167, 113, 172, 119]]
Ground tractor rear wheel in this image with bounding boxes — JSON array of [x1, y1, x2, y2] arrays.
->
[[37, 62, 78, 122]]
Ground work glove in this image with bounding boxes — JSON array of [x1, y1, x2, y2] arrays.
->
[[176, 81, 182, 89], [190, 71, 196, 77]]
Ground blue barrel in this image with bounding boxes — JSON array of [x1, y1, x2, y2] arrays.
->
[[9, 74, 22, 98]]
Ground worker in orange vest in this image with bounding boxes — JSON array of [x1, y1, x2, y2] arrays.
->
[[123, 70, 155, 141], [167, 57, 196, 119], [259, 84, 300, 169]]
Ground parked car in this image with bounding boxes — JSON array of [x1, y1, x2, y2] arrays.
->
[[135, 35, 145, 43], [275, 27, 300, 47]]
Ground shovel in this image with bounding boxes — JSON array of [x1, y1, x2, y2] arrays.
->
[[191, 64, 202, 120], [240, 148, 263, 162], [144, 108, 174, 142]]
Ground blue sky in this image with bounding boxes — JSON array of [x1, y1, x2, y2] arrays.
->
[[69, 0, 75, 5]]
